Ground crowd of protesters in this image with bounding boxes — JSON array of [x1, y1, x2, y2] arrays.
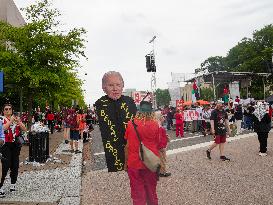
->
[[0, 103, 98, 198], [162, 99, 273, 138]]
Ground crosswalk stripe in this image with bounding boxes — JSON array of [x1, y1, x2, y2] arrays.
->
[[166, 132, 256, 156]]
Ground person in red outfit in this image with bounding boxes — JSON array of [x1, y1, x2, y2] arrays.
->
[[174, 109, 184, 137], [124, 101, 160, 205], [46, 110, 55, 134]]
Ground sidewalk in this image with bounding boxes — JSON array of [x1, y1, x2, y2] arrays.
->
[[81, 131, 273, 205], [0, 132, 83, 205]]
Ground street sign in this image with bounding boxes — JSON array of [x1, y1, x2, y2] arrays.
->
[[0, 72, 4, 93]]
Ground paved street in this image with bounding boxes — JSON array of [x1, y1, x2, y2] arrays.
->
[[89, 124, 252, 171], [82, 127, 273, 205]]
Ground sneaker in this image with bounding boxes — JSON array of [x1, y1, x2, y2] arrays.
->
[[0, 188, 5, 198], [206, 150, 211, 160], [10, 184, 16, 192], [220, 156, 230, 161], [159, 173, 171, 177], [75, 150, 82, 154], [259, 152, 267, 157]]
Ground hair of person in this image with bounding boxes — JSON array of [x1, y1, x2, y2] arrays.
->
[[3, 103, 12, 111], [154, 111, 163, 122], [135, 111, 155, 123], [102, 71, 124, 88]]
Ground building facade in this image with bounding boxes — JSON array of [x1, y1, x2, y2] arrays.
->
[[0, 0, 25, 26]]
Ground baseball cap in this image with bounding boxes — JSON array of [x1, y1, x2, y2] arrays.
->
[[139, 101, 153, 113]]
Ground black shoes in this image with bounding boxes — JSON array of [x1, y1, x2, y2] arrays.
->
[[159, 173, 171, 177], [220, 156, 230, 161], [206, 150, 211, 160]]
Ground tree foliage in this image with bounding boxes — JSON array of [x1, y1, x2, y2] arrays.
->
[[200, 87, 214, 101], [0, 0, 87, 112], [195, 56, 226, 74], [155, 89, 171, 107], [196, 24, 273, 100]]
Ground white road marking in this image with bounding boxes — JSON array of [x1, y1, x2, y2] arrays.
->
[[170, 135, 204, 142], [166, 132, 257, 156], [93, 132, 258, 156]]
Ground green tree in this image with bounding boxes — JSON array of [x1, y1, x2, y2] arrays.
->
[[195, 56, 227, 74], [225, 24, 273, 99], [200, 87, 214, 101], [155, 89, 171, 107], [0, 0, 87, 121]]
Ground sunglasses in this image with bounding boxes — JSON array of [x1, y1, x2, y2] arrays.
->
[[4, 108, 12, 111]]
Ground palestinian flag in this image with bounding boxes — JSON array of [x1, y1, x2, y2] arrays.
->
[[192, 79, 199, 102]]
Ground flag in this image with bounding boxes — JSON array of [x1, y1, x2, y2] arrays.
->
[[192, 79, 199, 102]]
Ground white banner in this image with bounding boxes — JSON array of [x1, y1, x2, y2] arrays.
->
[[229, 81, 240, 100], [183, 110, 203, 121]]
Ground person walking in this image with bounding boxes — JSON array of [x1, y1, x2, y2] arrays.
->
[[69, 108, 81, 154], [124, 101, 160, 205], [0, 104, 27, 197], [174, 109, 184, 137], [206, 101, 231, 161], [251, 102, 272, 156]]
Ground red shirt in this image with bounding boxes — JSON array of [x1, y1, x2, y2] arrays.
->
[[158, 127, 168, 149], [3, 118, 21, 143], [47, 113, 54, 121], [125, 119, 160, 169], [175, 112, 184, 125]]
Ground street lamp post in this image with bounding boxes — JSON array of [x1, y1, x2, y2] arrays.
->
[[149, 36, 157, 109]]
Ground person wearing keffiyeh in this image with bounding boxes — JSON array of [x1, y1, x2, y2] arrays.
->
[[251, 102, 272, 156]]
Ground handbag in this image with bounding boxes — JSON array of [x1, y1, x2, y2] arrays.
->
[[132, 120, 161, 173]]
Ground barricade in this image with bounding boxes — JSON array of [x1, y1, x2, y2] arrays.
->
[[29, 132, 49, 163]]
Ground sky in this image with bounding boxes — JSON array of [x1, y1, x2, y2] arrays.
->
[[14, 0, 273, 105]]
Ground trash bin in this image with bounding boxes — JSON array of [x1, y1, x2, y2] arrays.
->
[[29, 131, 49, 163]]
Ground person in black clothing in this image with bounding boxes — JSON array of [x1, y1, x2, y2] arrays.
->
[[206, 101, 231, 161], [244, 104, 254, 130], [251, 102, 272, 156], [234, 103, 243, 135], [0, 104, 27, 197], [166, 107, 174, 130]]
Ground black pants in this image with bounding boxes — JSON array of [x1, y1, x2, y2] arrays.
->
[[167, 119, 173, 130], [257, 132, 269, 153], [48, 120, 54, 134], [0, 143, 21, 188]]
